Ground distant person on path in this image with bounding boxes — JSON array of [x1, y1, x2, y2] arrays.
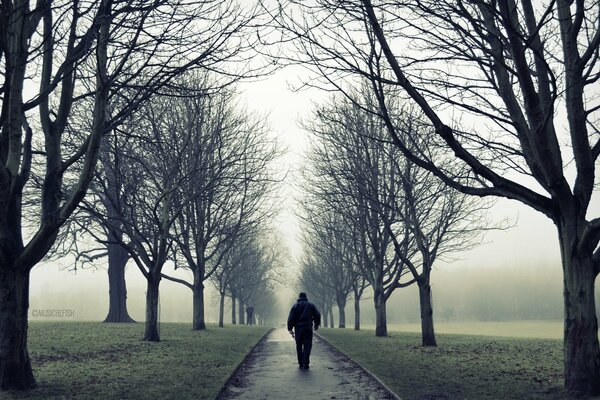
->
[[287, 292, 321, 369], [246, 306, 254, 325]]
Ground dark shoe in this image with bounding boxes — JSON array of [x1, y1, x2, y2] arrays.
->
[[298, 364, 303, 368], [303, 365, 309, 370]]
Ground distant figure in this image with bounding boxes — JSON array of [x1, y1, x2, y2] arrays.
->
[[287, 292, 321, 370], [246, 306, 254, 325]]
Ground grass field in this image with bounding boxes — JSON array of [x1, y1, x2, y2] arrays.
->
[[5, 322, 269, 400], [378, 320, 565, 339], [318, 327, 596, 400]]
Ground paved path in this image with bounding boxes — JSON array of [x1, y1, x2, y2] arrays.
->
[[218, 328, 397, 400]]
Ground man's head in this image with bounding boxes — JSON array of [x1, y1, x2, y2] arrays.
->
[[298, 292, 307, 300]]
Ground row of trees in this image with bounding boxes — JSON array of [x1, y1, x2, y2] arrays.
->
[[272, 0, 600, 394], [0, 0, 276, 390], [66, 81, 281, 340], [212, 230, 282, 327], [298, 93, 488, 345]]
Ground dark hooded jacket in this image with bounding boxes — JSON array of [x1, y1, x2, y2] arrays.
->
[[287, 297, 321, 331]]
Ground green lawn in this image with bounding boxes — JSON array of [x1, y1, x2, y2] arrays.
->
[[381, 320, 564, 339], [5, 322, 269, 400], [318, 327, 596, 400]]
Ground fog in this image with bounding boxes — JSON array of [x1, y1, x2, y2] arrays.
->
[[29, 197, 599, 325], [29, 253, 600, 325], [27, 66, 600, 327]]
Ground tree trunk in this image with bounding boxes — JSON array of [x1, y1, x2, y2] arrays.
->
[[219, 291, 225, 328], [418, 280, 436, 346], [0, 267, 36, 390], [354, 295, 360, 331], [0, 8, 36, 390], [374, 285, 387, 337], [144, 276, 160, 341], [104, 242, 135, 323], [329, 308, 334, 328], [337, 300, 346, 328], [323, 308, 329, 328], [192, 279, 206, 330], [560, 224, 600, 395], [231, 296, 237, 325], [238, 300, 245, 325]]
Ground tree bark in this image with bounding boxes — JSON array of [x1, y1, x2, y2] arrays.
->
[[418, 281, 436, 346], [323, 308, 329, 328], [354, 295, 360, 331], [231, 296, 237, 325], [238, 300, 245, 325], [104, 242, 134, 323], [560, 224, 600, 394], [374, 285, 387, 337], [0, 267, 35, 390], [192, 278, 206, 330], [144, 276, 160, 341], [329, 308, 334, 328], [337, 300, 346, 328], [219, 291, 225, 328], [0, 4, 33, 382]]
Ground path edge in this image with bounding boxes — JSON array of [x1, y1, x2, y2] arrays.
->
[[316, 332, 403, 400], [215, 327, 274, 400]]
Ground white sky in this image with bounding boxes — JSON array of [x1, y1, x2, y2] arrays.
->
[[29, 60, 592, 321], [237, 65, 566, 269], [20, 0, 599, 326]]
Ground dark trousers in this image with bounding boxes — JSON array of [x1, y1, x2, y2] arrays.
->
[[295, 327, 313, 366]]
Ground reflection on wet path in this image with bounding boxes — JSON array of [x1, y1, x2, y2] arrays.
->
[[218, 328, 399, 400]]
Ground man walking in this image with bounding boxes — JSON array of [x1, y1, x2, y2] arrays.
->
[[287, 292, 321, 369]]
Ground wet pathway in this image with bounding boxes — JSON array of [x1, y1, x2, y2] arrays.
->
[[218, 328, 398, 400]]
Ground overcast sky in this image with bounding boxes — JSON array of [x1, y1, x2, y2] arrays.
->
[[29, 62, 584, 318], [237, 66, 567, 268]]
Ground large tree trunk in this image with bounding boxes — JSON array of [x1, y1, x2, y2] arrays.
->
[[103, 241, 134, 323], [418, 280, 436, 346], [0, 8, 35, 390], [374, 285, 387, 337], [192, 278, 206, 330], [231, 296, 237, 325], [219, 291, 225, 328], [354, 294, 361, 331], [144, 276, 161, 341], [337, 299, 346, 328], [560, 223, 600, 395], [323, 308, 329, 328], [0, 267, 35, 390], [238, 300, 245, 325], [329, 308, 334, 328]]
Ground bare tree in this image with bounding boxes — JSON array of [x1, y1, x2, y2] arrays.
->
[[300, 210, 356, 328], [383, 121, 492, 346], [304, 92, 490, 343], [230, 238, 281, 324], [98, 130, 135, 323], [297, 254, 336, 327], [273, 0, 600, 393], [304, 96, 413, 336], [156, 85, 280, 330], [251, 287, 279, 326], [212, 245, 241, 328], [0, 0, 267, 389], [82, 99, 205, 341], [212, 230, 280, 327]]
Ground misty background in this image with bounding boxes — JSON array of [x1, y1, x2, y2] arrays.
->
[[28, 67, 600, 326]]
